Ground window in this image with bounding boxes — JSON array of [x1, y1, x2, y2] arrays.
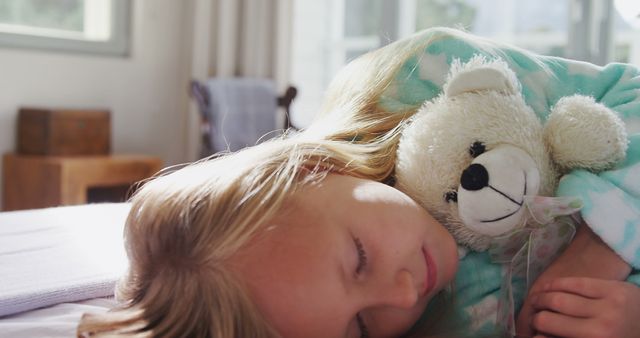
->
[[415, 0, 570, 59], [613, 0, 640, 63], [291, 0, 640, 127], [0, 0, 130, 56]]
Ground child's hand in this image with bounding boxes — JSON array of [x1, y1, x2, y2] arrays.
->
[[529, 277, 640, 338], [516, 224, 631, 337]]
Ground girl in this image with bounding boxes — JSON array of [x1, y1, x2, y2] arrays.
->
[[78, 28, 640, 337]]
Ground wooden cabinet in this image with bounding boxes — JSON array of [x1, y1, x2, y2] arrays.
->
[[2, 154, 162, 211]]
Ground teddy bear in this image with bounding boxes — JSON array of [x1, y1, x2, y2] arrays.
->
[[395, 55, 628, 254], [394, 55, 629, 334]]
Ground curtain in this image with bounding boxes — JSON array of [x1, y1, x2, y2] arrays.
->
[[211, 0, 293, 87], [185, 0, 294, 160]]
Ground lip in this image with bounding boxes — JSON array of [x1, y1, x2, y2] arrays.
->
[[421, 247, 437, 297]]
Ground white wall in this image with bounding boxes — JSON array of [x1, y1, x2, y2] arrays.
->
[[0, 0, 194, 206], [290, 0, 338, 128]]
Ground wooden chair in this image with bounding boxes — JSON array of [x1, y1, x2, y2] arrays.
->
[[190, 80, 297, 156]]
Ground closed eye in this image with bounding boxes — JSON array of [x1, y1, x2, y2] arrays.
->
[[354, 237, 367, 274], [352, 238, 371, 337]]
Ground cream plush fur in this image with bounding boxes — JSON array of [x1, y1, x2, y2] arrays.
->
[[395, 56, 628, 251]]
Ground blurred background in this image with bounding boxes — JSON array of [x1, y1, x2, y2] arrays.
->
[[0, 0, 638, 209], [291, 0, 640, 126]]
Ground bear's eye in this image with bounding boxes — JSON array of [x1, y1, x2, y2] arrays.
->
[[469, 141, 486, 158], [444, 190, 458, 203]]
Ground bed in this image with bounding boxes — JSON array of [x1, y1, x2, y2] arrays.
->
[[0, 203, 130, 337]]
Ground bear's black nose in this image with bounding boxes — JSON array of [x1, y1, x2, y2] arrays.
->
[[460, 163, 489, 191]]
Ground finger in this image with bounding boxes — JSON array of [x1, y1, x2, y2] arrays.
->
[[532, 291, 598, 318], [543, 277, 610, 299], [531, 310, 592, 338]]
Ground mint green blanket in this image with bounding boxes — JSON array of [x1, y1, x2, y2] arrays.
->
[[380, 28, 640, 337]]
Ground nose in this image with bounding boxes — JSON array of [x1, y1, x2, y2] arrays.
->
[[460, 163, 489, 191], [376, 270, 419, 309]]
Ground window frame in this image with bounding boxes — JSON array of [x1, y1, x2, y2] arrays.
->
[[339, 0, 634, 65], [0, 0, 131, 57]]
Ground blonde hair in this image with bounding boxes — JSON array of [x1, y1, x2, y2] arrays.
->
[[77, 27, 509, 338]]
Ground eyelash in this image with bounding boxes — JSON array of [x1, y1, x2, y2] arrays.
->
[[356, 313, 370, 338], [353, 238, 370, 338], [354, 237, 367, 274]]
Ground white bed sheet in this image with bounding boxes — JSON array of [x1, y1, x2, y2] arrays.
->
[[0, 297, 116, 338], [0, 203, 130, 337]]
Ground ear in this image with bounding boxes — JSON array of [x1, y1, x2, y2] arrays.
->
[[445, 67, 518, 97], [545, 95, 628, 172]]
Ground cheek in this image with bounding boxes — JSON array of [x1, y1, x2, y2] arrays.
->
[[381, 209, 428, 239], [369, 302, 426, 337], [420, 214, 458, 281], [366, 220, 422, 254]]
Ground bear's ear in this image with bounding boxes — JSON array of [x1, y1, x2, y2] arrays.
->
[[445, 66, 518, 98]]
